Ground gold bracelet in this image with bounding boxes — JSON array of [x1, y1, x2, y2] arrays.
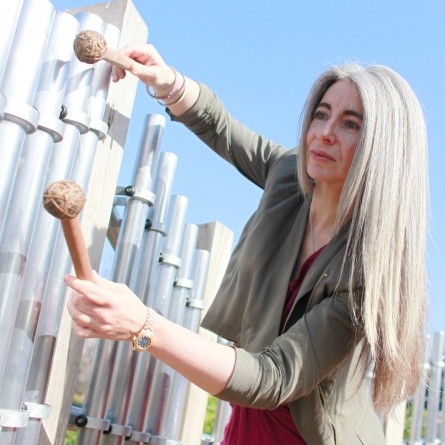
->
[[131, 306, 156, 352]]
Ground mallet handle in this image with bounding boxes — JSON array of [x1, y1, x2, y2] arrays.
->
[[102, 47, 133, 71], [61, 217, 94, 281]]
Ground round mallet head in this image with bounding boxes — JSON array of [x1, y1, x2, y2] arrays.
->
[[43, 180, 86, 219], [73, 30, 107, 64]]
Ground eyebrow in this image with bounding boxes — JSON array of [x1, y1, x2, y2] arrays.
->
[[317, 102, 363, 120]]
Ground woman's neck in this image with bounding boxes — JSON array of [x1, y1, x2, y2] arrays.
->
[[310, 182, 341, 244]]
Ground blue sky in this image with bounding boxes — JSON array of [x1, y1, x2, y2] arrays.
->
[[53, 0, 445, 333]]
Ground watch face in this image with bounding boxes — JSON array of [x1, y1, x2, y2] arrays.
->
[[138, 336, 152, 349]]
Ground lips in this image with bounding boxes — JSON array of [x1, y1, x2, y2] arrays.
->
[[310, 149, 335, 162]]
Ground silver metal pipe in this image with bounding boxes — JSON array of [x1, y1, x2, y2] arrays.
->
[[130, 151, 178, 305], [124, 153, 178, 444], [165, 248, 210, 442], [127, 224, 198, 445], [0, 2, 55, 397], [425, 331, 444, 444], [0, 0, 54, 233], [13, 11, 106, 445], [103, 195, 188, 445], [111, 114, 165, 283], [409, 348, 429, 445], [0, 12, 78, 443], [77, 114, 165, 445], [22, 23, 119, 445], [142, 195, 190, 441], [211, 398, 232, 445], [0, 1, 24, 86]]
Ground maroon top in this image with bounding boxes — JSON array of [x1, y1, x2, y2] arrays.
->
[[221, 247, 324, 445]]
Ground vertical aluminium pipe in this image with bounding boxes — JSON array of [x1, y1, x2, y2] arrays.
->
[[18, 22, 118, 445], [425, 331, 444, 444], [409, 347, 429, 445], [139, 196, 188, 441], [0, 0, 55, 394], [43, 24, 119, 445], [127, 224, 198, 445], [164, 248, 210, 442], [0, 12, 78, 444], [0, 0, 24, 116], [0, 0, 54, 234], [130, 151, 178, 304], [13, 12, 105, 445], [0, 1, 24, 86], [104, 190, 187, 445], [77, 114, 165, 445], [124, 153, 178, 444]]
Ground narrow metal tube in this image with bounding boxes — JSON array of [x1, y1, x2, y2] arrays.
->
[[77, 114, 165, 445], [0, 0, 24, 86], [102, 195, 188, 445], [127, 225, 198, 444], [0, 0, 55, 231], [130, 151, 178, 304], [13, 11, 106, 445], [425, 331, 444, 443], [0, 0, 56, 390]]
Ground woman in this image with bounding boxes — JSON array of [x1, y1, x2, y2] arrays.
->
[[65, 44, 429, 444]]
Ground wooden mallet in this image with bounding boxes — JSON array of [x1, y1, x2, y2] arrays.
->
[[73, 30, 133, 70], [43, 180, 94, 281]]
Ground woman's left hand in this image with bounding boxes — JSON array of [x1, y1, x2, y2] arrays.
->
[[65, 272, 147, 341]]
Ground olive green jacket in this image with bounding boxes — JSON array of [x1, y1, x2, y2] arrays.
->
[[170, 84, 385, 445]]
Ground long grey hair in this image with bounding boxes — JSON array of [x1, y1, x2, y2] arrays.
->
[[298, 63, 429, 413]]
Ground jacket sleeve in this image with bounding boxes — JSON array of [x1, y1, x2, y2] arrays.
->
[[215, 290, 362, 409], [168, 83, 287, 189]]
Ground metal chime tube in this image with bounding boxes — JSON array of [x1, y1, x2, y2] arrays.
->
[[18, 22, 117, 445], [0, 1, 24, 85], [440, 359, 445, 442], [13, 12, 104, 445], [409, 344, 429, 445], [44, 25, 118, 443], [125, 153, 178, 444], [0, 0, 54, 233], [127, 224, 198, 445], [0, 0, 54, 393], [425, 331, 444, 444], [163, 248, 210, 442], [130, 151, 178, 305], [77, 114, 165, 445], [103, 195, 188, 445], [0, 11, 78, 444], [0, 1, 24, 115], [164, 248, 211, 440], [136, 196, 188, 441], [162, 242, 210, 442]]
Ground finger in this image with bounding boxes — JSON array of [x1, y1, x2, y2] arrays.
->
[[71, 320, 96, 339], [111, 66, 126, 82], [64, 274, 106, 305], [67, 293, 94, 326]]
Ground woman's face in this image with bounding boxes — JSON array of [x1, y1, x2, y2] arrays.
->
[[305, 80, 363, 188]]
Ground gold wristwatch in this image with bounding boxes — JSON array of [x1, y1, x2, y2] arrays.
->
[[131, 307, 155, 351]]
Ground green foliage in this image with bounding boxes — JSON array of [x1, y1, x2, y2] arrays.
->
[[65, 430, 77, 445], [203, 395, 218, 435]]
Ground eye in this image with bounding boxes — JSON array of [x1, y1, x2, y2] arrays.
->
[[344, 119, 361, 130], [313, 110, 327, 120]]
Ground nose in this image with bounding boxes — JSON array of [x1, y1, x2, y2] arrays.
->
[[317, 120, 336, 144]]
